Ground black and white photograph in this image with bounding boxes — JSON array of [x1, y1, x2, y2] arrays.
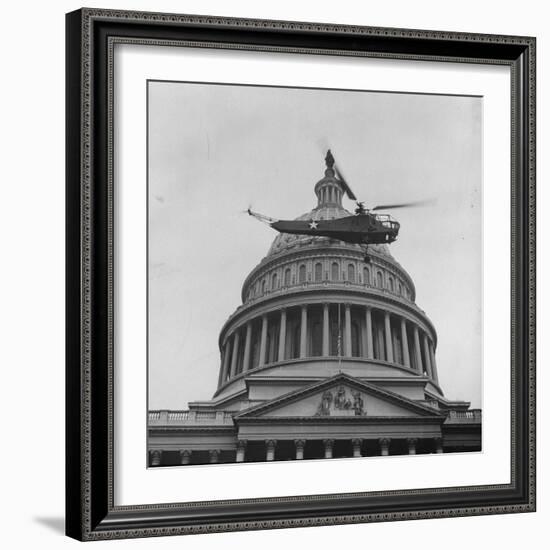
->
[[147, 81, 482, 467]]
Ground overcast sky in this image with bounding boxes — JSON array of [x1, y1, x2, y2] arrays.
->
[[148, 81, 481, 410]]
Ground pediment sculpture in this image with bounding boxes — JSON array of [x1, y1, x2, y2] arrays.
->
[[316, 385, 366, 416]]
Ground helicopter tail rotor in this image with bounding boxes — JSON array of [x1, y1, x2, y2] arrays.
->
[[246, 208, 278, 226]]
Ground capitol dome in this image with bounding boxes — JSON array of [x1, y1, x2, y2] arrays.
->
[[148, 151, 481, 467]]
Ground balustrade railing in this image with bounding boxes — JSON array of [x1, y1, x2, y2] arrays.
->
[[148, 410, 234, 426], [246, 279, 412, 304], [445, 409, 482, 423]]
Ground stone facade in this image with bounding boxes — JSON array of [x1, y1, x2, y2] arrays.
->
[[148, 157, 481, 466]]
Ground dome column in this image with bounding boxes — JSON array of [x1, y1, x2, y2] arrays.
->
[[429, 341, 439, 383], [230, 331, 241, 378], [384, 312, 394, 363], [344, 304, 352, 357], [407, 438, 418, 455], [300, 306, 308, 358], [365, 307, 374, 359], [352, 438, 363, 457], [259, 315, 268, 366], [278, 309, 287, 361], [322, 303, 330, 356], [219, 340, 231, 386], [423, 333, 434, 379], [242, 323, 252, 373], [401, 318, 411, 367], [413, 325, 423, 373]]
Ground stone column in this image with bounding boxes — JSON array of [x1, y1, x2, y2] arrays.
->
[[407, 438, 418, 455], [220, 340, 231, 385], [434, 437, 444, 454], [401, 318, 411, 367], [179, 450, 191, 465], [379, 438, 391, 456], [242, 323, 252, 373], [209, 449, 221, 464], [236, 440, 247, 463], [384, 312, 394, 363], [352, 438, 363, 458], [365, 307, 374, 359], [423, 333, 434, 379], [295, 439, 306, 460], [392, 331, 400, 364], [344, 304, 352, 357], [217, 347, 225, 387], [429, 341, 440, 383], [377, 321, 385, 360], [278, 309, 287, 362], [150, 450, 162, 466], [322, 303, 330, 356], [323, 439, 335, 459], [265, 439, 277, 461], [413, 325, 423, 374], [259, 315, 268, 367], [230, 331, 240, 377], [300, 305, 308, 358]]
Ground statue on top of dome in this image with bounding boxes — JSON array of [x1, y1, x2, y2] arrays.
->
[[325, 149, 335, 169]]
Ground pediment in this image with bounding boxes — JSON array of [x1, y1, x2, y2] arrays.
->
[[235, 374, 442, 420]]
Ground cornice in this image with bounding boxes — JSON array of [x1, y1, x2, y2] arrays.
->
[[213, 356, 432, 398], [235, 416, 444, 425]]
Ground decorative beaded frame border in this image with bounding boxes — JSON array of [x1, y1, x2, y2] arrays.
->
[[66, 8, 536, 541]]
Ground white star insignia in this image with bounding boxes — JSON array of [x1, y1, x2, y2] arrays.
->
[[309, 220, 319, 229]]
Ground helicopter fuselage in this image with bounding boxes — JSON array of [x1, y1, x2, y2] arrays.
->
[[270, 212, 400, 245]]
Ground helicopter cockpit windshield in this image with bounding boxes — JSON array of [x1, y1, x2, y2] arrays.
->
[[374, 213, 400, 230]]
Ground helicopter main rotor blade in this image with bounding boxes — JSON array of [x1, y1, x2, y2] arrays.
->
[[372, 199, 436, 211], [333, 163, 357, 201]]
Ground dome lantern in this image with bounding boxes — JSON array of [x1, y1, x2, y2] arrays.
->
[[314, 149, 346, 207]]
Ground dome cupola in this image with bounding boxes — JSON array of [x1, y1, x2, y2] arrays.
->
[[314, 150, 350, 207]]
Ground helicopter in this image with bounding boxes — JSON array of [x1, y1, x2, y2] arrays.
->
[[247, 150, 432, 263]]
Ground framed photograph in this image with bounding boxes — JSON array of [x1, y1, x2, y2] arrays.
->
[[66, 8, 536, 541]]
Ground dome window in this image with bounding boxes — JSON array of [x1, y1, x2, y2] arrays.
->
[[298, 264, 306, 283], [363, 266, 371, 285], [314, 262, 323, 282], [331, 262, 339, 281], [284, 268, 291, 287], [348, 263, 356, 283], [271, 272, 278, 290]]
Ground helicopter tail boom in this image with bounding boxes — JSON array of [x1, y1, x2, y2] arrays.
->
[[247, 208, 278, 226]]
